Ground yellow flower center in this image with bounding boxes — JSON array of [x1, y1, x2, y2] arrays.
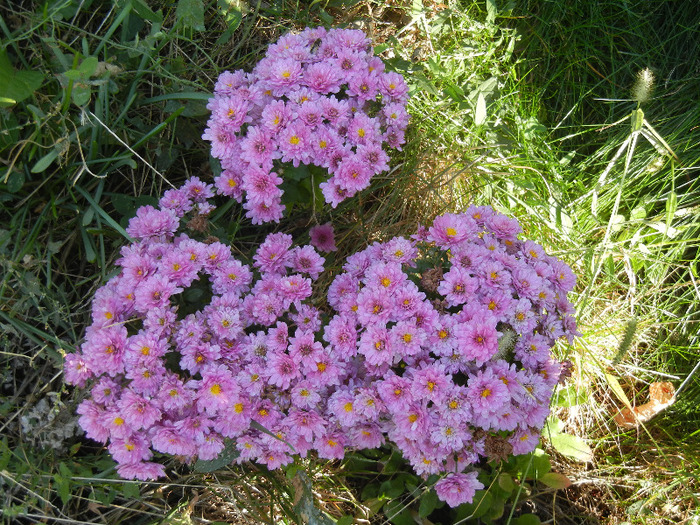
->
[[114, 417, 124, 426], [281, 70, 291, 78], [235, 403, 244, 413], [403, 333, 412, 343], [380, 277, 391, 287], [289, 135, 300, 145], [481, 389, 491, 398], [210, 384, 221, 395], [446, 227, 457, 237], [317, 362, 327, 372], [344, 402, 353, 412]]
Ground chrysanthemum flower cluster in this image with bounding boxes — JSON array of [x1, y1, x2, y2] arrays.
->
[[64, 177, 329, 480], [321, 206, 579, 505], [202, 27, 409, 224], [65, 180, 578, 507]]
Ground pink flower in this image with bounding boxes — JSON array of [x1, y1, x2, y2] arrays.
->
[[435, 472, 483, 507], [63, 353, 92, 387], [254, 232, 292, 274], [126, 206, 179, 240], [309, 222, 338, 252], [116, 461, 166, 481]]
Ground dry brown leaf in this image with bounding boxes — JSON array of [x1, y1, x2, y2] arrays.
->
[[614, 381, 675, 429]]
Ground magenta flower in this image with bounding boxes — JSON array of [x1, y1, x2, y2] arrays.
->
[[309, 222, 338, 253], [126, 206, 179, 240], [435, 472, 484, 507], [68, 182, 578, 504]]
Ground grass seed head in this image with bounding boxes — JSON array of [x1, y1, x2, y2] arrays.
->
[[632, 67, 655, 104]]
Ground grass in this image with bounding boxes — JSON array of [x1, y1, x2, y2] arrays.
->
[[1, 0, 699, 523]]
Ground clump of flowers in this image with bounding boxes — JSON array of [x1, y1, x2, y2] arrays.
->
[[65, 182, 578, 507], [320, 205, 579, 506], [64, 177, 329, 480], [202, 26, 410, 224]]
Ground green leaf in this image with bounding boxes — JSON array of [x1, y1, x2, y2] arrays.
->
[[5, 171, 25, 193], [218, 0, 242, 30], [475, 92, 487, 126], [72, 83, 92, 106], [111, 194, 136, 217], [336, 516, 354, 525], [54, 474, 71, 506], [283, 163, 310, 182], [194, 439, 240, 472], [605, 373, 633, 411], [0, 51, 44, 107], [486, 0, 497, 24], [610, 213, 626, 233], [531, 449, 552, 478], [384, 500, 413, 525], [176, 0, 205, 31], [293, 471, 336, 525], [0, 111, 19, 152], [80, 227, 97, 263], [31, 150, 59, 173], [539, 472, 572, 489], [131, 0, 163, 22], [78, 56, 99, 77], [554, 385, 588, 407], [497, 472, 515, 493], [666, 190, 677, 225], [630, 108, 644, 132], [418, 488, 438, 517], [559, 150, 576, 166], [514, 514, 541, 525], [122, 481, 140, 499], [548, 432, 593, 462]]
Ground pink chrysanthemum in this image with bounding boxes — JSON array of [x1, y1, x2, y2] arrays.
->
[[435, 472, 484, 507]]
